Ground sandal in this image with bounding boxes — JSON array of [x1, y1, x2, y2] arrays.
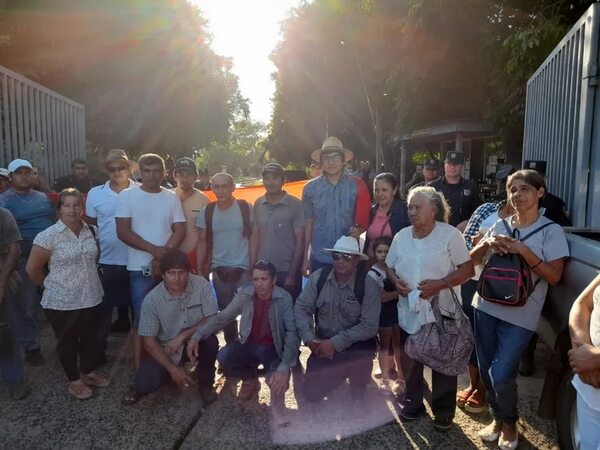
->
[[391, 379, 407, 397], [122, 388, 143, 406], [464, 389, 487, 414], [68, 380, 93, 400], [81, 371, 111, 388], [456, 386, 475, 408]]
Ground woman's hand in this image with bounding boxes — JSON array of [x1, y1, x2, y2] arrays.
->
[[487, 235, 524, 255], [417, 279, 445, 299]]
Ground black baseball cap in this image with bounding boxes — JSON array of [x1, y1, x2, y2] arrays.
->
[[174, 157, 197, 173], [262, 163, 285, 178], [424, 159, 440, 169], [523, 160, 547, 176], [444, 152, 464, 164]]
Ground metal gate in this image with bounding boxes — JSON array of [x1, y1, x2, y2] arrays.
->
[[523, 4, 600, 227], [0, 64, 85, 183]]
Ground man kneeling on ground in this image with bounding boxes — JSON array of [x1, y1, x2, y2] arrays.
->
[[295, 236, 380, 404], [187, 260, 299, 411], [123, 250, 219, 405]]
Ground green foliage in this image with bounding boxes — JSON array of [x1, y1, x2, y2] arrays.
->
[[0, 0, 242, 159]]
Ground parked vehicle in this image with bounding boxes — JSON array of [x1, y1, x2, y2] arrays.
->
[[523, 4, 600, 449]]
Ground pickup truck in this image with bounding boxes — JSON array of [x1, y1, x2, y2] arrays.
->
[[536, 231, 600, 450]]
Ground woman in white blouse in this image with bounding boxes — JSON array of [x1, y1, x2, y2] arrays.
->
[[569, 273, 600, 450], [27, 189, 109, 400], [386, 186, 474, 432]]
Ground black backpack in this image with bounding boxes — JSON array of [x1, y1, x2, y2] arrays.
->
[[476, 219, 555, 307], [316, 264, 366, 304]]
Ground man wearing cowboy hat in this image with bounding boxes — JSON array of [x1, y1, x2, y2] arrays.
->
[[295, 235, 380, 403], [85, 149, 138, 355], [301, 136, 371, 275]]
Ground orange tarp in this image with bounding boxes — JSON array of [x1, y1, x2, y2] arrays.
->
[[204, 180, 307, 204]]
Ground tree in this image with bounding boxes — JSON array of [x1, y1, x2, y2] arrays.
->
[[0, 0, 242, 158]]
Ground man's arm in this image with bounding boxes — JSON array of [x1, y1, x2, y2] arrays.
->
[[0, 242, 20, 304], [569, 273, 600, 347], [302, 218, 314, 275], [286, 226, 304, 286], [191, 291, 244, 342], [195, 228, 209, 276], [116, 217, 160, 255], [165, 222, 186, 250], [143, 336, 194, 387], [276, 295, 301, 373], [294, 276, 318, 345], [329, 277, 381, 352], [249, 224, 259, 268], [164, 313, 216, 355]]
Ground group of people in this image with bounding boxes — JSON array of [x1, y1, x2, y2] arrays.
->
[[0, 134, 594, 449]]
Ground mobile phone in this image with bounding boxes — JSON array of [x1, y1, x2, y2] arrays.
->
[[141, 265, 151, 277]]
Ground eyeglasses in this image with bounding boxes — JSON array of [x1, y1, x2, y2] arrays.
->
[[321, 153, 342, 163], [107, 165, 128, 173], [332, 252, 356, 262]]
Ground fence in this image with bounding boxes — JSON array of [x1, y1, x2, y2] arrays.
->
[[523, 3, 600, 227], [0, 64, 85, 183]]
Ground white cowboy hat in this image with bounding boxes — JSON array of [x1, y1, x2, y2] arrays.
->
[[323, 236, 369, 261], [311, 136, 354, 163]]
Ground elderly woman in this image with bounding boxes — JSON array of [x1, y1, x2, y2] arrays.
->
[[386, 186, 474, 432], [366, 172, 410, 391], [26, 188, 109, 400], [569, 274, 600, 450], [471, 170, 569, 450]]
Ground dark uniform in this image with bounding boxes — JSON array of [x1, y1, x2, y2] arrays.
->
[[523, 160, 572, 226], [428, 176, 480, 227]]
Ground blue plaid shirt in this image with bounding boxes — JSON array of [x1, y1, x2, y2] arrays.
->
[[303, 175, 357, 264], [462, 202, 502, 250]]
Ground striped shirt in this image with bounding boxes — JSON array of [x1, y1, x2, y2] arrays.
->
[[462, 202, 502, 250], [138, 274, 218, 364]]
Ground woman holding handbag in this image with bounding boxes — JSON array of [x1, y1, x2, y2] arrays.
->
[[470, 170, 568, 449], [386, 186, 474, 432]]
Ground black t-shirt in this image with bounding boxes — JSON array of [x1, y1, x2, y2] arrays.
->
[[428, 177, 481, 227], [52, 175, 97, 193], [542, 192, 572, 226]]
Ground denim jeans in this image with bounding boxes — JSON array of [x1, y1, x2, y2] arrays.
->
[[3, 257, 41, 352], [461, 279, 478, 367], [0, 303, 24, 385], [129, 271, 159, 328], [133, 334, 218, 397], [96, 264, 131, 354], [303, 338, 376, 403], [576, 392, 600, 450], [217, 340, 280, 380], [475, 309, 534, 424], [212, 269, 250, 344]]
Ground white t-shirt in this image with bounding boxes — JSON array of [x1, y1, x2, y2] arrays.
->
[[386, 222, 471, 334], [85, 179, 137, 265], [115, 186, 185, 271]]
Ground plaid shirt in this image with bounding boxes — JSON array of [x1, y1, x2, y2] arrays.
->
[[462, 202, 502, 250]]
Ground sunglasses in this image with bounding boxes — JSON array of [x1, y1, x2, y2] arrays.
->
[[321, 153, 342, 163], [107, 165, 128, 173], [332, 252, 356, 262]]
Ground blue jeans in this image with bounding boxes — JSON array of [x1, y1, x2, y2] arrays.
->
[[212, 269, 251, 344], [217, 340, 280, 380], [96, 264, 131, 355], [133, 335, 219, 396], [129, 271, 159, 328], [475, 309, 534, 424], [461, 279, 478, 367], [0, 304, 24, 385], [3, 257, 41, 352], [576, 392, 600, 450]]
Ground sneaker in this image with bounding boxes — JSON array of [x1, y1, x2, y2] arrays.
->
[[238, 378, 260, 401], [433, 417, 453, 433], [110, 319, 131, 333], [199, 386, 218, 406], [398, 404, 424, 422], [25, 349, 45, 366], [8, 382, 31, 400]]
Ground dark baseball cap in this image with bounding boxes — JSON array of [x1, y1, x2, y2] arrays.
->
[[523, 160, 547, 176], [174, 157, 197, 173], [444, 152, 464, 164], [262, 163, 285, 178], [423, 159, 440, 169]]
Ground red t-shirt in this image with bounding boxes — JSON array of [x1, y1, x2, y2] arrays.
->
[[249, 295, 274, 347]]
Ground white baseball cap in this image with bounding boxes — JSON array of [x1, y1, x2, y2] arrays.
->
[[0, 168, 9, 178], [7, 159, 33, 174]]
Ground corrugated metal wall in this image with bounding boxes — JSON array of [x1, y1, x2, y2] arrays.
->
[[523, 4, 599, 227], [0, 64, 85, 183]]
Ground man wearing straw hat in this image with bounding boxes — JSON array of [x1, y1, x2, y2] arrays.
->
[[85, 149, 137, 358], [295, 236, 380, 403], [301, 136, 371, 276]]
